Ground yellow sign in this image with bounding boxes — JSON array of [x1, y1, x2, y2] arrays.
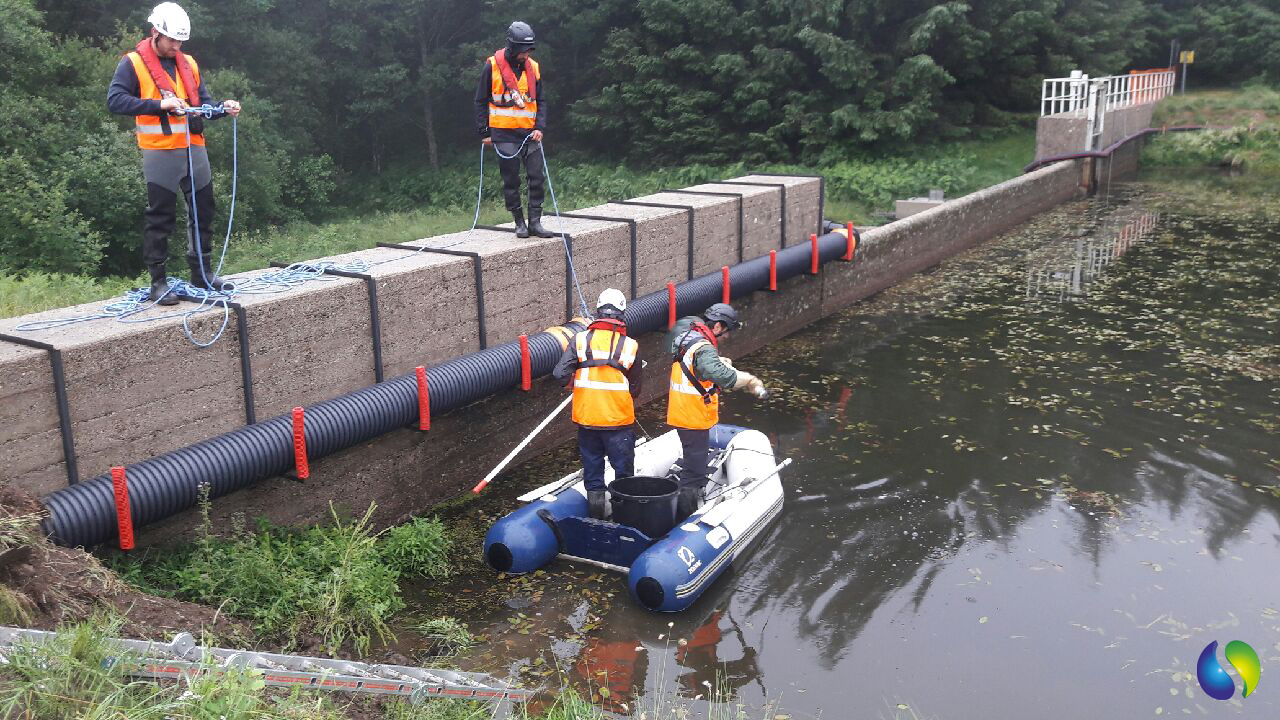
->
[[1180, 50, 1196, 64]]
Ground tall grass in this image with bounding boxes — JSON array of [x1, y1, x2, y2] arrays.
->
[[111, 499, 452, 655], [2, 127, 1035, 319], [1144, 83, 1280, 172]]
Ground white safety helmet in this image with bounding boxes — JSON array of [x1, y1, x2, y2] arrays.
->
[[149, 2, 191, 41], [596, 288, 627, 317]]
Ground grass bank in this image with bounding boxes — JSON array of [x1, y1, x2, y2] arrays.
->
[[2, 126, 1034, 319], [1143, 83, 1280, 171], [109, 498, 454, 656]]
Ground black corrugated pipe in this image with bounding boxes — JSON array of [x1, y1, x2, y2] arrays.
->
[[1022, 125, 1208, 174], [42, 230, 852, 547]]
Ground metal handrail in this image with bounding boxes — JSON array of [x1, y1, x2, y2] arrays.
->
[[1041, 70, 1175, 117]]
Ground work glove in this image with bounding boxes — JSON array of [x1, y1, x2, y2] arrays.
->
[[732, 371, 768, 397]]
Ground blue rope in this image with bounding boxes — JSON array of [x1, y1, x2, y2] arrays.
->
[[16, 117, 591, 344], [480, 136, 588, 317]]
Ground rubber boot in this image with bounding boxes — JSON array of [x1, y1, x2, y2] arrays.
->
[[587, 490, 608, 520], [527, 209, 554, 238], [676, 484, 702, 521], [147, 264, 179, 306], [187, 253, 230, 292], [511, 209, 529, 239]]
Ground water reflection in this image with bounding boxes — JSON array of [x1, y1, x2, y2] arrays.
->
[[463, 178, 1280, 718], [1026, 211, 1160, 301]]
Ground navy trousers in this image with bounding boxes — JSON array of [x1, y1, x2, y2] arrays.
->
[[579, 426, 635, 492]]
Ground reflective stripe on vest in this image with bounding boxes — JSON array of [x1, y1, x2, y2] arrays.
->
[[666, 341, 719, 430], [489, 107, 538, 118], [126, 51, 204, 150], [488, 55, 539, 131], [571, 330, 637, 427]]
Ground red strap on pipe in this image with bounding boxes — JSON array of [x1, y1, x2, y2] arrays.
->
[[111, 466, 134, 551], [519, 334, 531, 391], [292, 407, 310, 479], [721, 266, 731, 303], [810, 233, 820, 274], [769, 250, 777, 291], [416, 366, 430, 431], [667, 282, 677, 329], [844, 222, 857, 261]]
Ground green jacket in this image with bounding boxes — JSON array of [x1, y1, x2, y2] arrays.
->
[[664, 316, 738, 391]]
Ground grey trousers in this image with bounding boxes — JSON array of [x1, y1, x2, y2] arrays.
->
[[141, 146, 214, 266]]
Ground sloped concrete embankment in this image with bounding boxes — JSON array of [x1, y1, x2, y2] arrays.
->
[[0, 164, 1079, 545]]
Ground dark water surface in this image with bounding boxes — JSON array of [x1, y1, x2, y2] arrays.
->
[[446, 175, 1280, 719]]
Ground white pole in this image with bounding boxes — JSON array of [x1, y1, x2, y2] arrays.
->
[[472, 394, 574, 493]]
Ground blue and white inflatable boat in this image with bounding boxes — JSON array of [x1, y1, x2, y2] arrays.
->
[[483, 425, 788, 612]]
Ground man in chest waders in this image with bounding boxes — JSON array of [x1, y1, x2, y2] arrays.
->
[[474, 21, 552, 239], [553, 289, 644, 519], [107, 2, 241, 305], [666, 303, 768, 518]]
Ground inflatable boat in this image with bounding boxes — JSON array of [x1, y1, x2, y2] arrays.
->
[[483, 425, 788, 612]]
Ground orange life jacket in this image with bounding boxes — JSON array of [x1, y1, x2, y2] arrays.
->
[[666, 323, 719, 430], [571, 319, 638, 428], [488, 49, 540, 131], [126, 38, 204, 149]]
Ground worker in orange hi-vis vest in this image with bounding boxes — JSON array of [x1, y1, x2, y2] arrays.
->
[[665, 303, 768, 519], [108, 3, 242, 305], [474, 21, 552, 240], [553, 289, 644, 519]]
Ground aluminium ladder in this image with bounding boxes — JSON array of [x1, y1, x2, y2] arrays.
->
[[0, 626, 529, 704]]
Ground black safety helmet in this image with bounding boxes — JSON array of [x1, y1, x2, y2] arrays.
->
[[506, 21, 536, 51], [703, 303, 741, 331]]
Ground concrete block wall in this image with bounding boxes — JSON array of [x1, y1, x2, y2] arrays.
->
[[136, 163, 1087, 543], [0, 304, 243, 498], [684, 183, 781, 261], [728, 174, 824, 249], [297, 245, 477, 378], [407, 230, 569, 345], [571, 202, 688, 298], [630, 191, 738, 279], [0, 344, 70, 498], [1035, 101, 1159, 161], [0, 175, 819, 503], [510, 215, 632, 320], [821, 161, 1083, 314]]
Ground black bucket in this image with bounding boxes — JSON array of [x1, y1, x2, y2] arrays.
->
[[608, 475, 679, 539]]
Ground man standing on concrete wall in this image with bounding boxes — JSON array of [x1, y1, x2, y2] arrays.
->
[[475, 21, 552, 240], [553, 289, 643, 519], [108, 2, 241, 305], [666, 303, 767, 518]]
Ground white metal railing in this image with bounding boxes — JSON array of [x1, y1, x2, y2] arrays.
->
[[1041, 71, 1093, 116], [1040, 70, 1175, 117]]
